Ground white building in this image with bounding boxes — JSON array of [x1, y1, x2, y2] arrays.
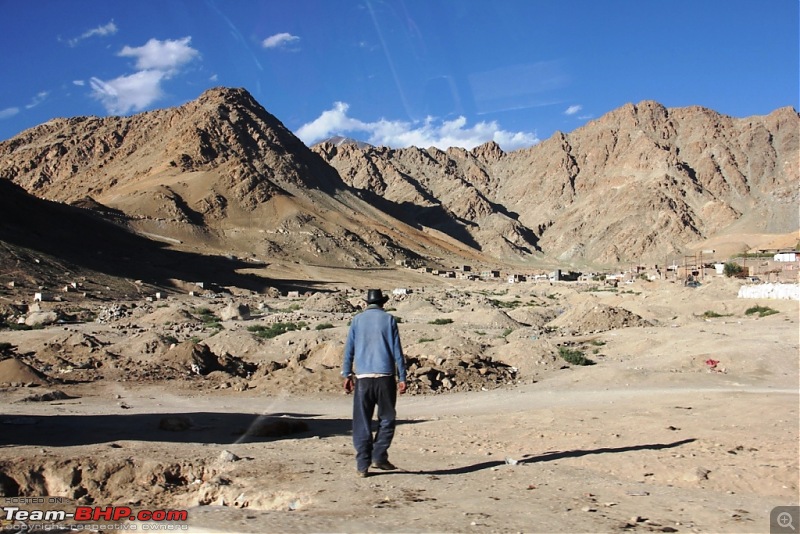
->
[[774, 252, 798, 262]]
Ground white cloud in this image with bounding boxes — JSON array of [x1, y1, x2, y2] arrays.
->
[[119, 37, 199, 72], [73, 80, 85, 86], [68, 21, 118, 46], [25, 91, 49, 109], [0, 107, 20, 120], [296, 102, 539, 151], [90, 37, 200, 115], [90, 70, 166, 115], [565, 105, 582, 115], [262, 32, 300, 49], [209, 74, 219, 82]]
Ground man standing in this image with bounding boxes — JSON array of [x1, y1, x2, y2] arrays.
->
[[342, 289, 407, 477]]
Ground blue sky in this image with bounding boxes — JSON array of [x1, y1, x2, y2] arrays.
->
[[1, 0, 798, 151]]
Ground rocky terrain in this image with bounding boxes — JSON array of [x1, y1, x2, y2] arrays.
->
[[0, 275, 798, 532]]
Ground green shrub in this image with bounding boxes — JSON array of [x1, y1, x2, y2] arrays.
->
[[501, 327, 514, 338], [428, 318, 453, 325], [702, 310, 731, 318], [723, 262, 744, 277], [193, 307, 218, 323], [558, 346, 594, 366], [1, 321, 32, 331], [248, 322, 308, 339], [745, 306, 778, 318], [315, 323, 334, 330], [418, 337, 435, 343]]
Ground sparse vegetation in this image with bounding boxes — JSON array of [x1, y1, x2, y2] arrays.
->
[[745, 306, 779, 318], [558, 346, 595, 366], [315, 323, 334, 330], [489, 299, 522, 309], [1, 322, 33, 331], [723, 262, 744, 277], [429, 318, 453, 325], [192, 307, 216, 321], [418, 337, 435, 343], [248, 321, 308, 339], [192, 307, 223, 331], [501, 327, 514, 338], [702, 310, 731, 318]]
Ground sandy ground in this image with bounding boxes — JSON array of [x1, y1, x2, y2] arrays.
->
[[0, 276, 798, 533]]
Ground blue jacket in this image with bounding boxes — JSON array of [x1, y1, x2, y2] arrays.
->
[[342, 305, 407, 383]]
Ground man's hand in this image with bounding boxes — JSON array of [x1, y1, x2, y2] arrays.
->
[[397, 381, 407, 394], [343, 376, 354, 394]]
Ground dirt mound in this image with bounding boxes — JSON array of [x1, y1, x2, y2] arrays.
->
[[138, 304, 195, 326], [163, 342, 224, 375], [0, 357, 50, 386], [506, 306, 559, 327], [405, 353, 518, 393], [303, 293, 356, 313], [547, 301, 651, 334]]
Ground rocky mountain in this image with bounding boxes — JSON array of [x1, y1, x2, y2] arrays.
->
[[314, 101, 799, 264], [0, 88, 491, 271], [1, 87, 797, 278]]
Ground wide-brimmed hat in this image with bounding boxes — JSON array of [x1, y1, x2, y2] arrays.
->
[[364, 289, 389, 305]]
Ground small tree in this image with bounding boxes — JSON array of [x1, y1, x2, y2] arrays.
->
[[723, 262, 744, 278]]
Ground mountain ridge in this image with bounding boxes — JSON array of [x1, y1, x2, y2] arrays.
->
[[1, 87, 797, 277]]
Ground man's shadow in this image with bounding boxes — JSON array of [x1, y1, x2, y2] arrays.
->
[[383, 438, 697, 476]]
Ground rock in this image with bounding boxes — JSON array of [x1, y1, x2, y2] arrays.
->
[[220, 302, 250, 321], [24, 311, 59, 327], [683, 467, 711, 482], [219, 450, 240, 462], [17, 390, 75, 402]]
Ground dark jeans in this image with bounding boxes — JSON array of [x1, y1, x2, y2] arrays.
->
[[352, 376, 397, 472]]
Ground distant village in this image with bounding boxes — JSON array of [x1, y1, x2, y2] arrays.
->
[[393, 248, 800, 289], [16, 249, 798, 305]]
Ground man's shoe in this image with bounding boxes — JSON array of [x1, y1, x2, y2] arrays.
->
[[371, 461, 397, 471], [357, 469, 369, 478]]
